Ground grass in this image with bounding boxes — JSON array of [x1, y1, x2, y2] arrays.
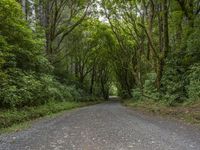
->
[[123, 100, 200, 125], [0, 100, 102, 133]]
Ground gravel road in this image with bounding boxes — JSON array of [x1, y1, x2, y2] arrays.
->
[[0, 102, 200, 150]]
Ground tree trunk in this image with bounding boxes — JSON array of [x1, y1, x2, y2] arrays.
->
[[21, 0, 26, 16], [147, 0, 154, 60], [156, 0, 169, 90], [90, 66, 96, 94]]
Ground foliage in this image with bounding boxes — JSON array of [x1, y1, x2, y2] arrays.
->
[[186, 28, 200, 65], [0, 70, 82, 108], [131, 73, 159, 101], [100, 0, 200, 105], [187, 64, 200, 101], [143, 73, 160, 100], [1, 0, 200, 111], [0, 0, 87, 109], [0, 101, 87, 130], [131, 88, 143, 101], [161, 61, 186, 105]]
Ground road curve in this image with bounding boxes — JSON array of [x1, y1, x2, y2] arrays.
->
[[0, 102, 200, 150]]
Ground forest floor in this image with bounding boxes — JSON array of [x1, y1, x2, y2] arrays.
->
[[124, 100, 200, 125], [0, 101, 200, 150]]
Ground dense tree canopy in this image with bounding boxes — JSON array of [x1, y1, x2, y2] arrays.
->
[[0, 0, 200, 108]]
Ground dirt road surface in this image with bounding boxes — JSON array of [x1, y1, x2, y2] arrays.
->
[[0, 102, 200, 150]]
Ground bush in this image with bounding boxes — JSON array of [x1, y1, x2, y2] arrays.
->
[[39, 75, 65, 102], [0, 0, 101, 110], [187, 63, 200, 101], [131, 73, 159, 101], [0, 101, 83, 129], [161, 62, 186, 105], [67, 86, 82, 100], [131, 88, 142, 101], [143, 73, 159, 100], [186, 29, 200, 66], [161, 28, 200, 105], [0, 85, 22, 108], [0, 71, 41, 107], [0, 69, 83, 108]]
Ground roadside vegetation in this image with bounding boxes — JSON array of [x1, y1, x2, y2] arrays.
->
[[0, 0, 200, 130], [124, 100, 200, 124], [100, 0, 200, 124], [0, 101, 83, 131], [0, 100, 103, 132], [0, 0, 109, 131]]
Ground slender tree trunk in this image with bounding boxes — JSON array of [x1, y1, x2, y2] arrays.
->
[[147, 1, 158, 76], [75, 58, 79, 78], [147, 0, 154, 60], [44, 1, 52, 55], [163, 0, 169, 58], [156, 0, 169, 90], [27, 0, 36, 30], [90, 66, 96, 94], [21, 0, 26, 16]]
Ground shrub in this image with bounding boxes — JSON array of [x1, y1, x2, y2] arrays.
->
[[187, 63, 200, 101], [131, 88, 142, 101], [161, 63, 186, 105], [0, 0, 101, 109], [0, 70, 43, 107], [143, 73, 159, 100], [66, 86, 82, 101], [0, 85, 22, 108], [0, 70, 83, 108]]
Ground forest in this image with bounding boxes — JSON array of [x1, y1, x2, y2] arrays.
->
[[0, 0, 200, 128]]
